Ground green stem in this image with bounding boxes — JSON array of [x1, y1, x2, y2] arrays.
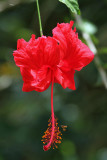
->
[[36, 0, 43, 36]]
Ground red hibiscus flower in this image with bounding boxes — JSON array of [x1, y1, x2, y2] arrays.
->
[[13, 21, 94, 151]]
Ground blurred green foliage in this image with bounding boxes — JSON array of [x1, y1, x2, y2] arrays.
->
[[0, 0, 107, 160]]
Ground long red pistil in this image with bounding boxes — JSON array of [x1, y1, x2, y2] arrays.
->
[[42, 75, 62, 151]]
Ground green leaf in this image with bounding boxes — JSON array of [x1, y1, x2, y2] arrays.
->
[[59, 0, 80, 15]]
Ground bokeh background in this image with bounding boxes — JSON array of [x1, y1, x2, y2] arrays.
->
[[0, 0, 107, 160]]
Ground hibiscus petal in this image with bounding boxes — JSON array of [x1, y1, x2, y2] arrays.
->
[[17, 39, 27, 50], [54, 67, 76, 90], [67, 39, 94, 71], [13, 50, 29, 67], [13, 35, 60, 92], [36, 36, 60, 66], [20, 66, 52, 92], [53, 21, 94, 71]]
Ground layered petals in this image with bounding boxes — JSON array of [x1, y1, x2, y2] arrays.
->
[[53, 21, 94, 71], [54, 67, 76, 90], [13, 21, 94, 92], [20, 66, 52, 92], [13, 35, 60, 92]]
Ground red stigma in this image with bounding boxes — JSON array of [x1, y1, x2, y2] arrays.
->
[[43, 146, 48, 151]]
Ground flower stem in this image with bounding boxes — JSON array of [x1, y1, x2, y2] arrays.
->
[[36, 0, 43, 36]]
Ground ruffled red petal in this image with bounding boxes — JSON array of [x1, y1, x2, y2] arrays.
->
[[21, 66, 52, 92], [13, 35, 60, 92], [53, 21, 94, 71], [54, 67, 76, 90]]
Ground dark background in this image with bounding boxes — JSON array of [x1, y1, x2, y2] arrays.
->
[[0, 0, 107, 160]]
